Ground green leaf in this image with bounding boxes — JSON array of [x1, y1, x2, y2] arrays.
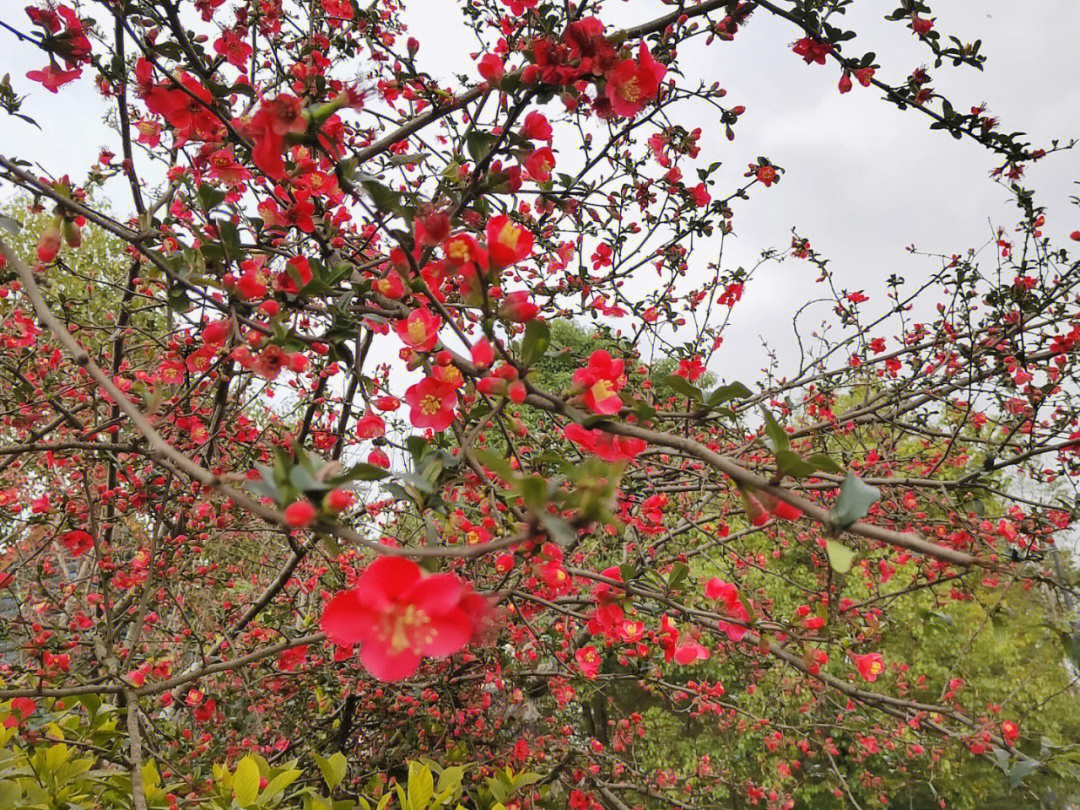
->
[[197, 183, 227, 211], [827, 473, 881, 530], [234, 756, 261, 807], [992, 747, 1010, 773], [519, 475, 547, 510], [761, 409, 790, 453], [776, 450, 843, 479], [824, 539, 856, 574], [1009, 759, 1040, 790], [520, 320, 550, 365], [805, 453, 843, 474], [408, 762, 434, 810], [360, 179, 403, 215], [707, 381, 751, 406], [663, 374, 702, 403], [667, 562, 689, 591], [775, 449, 818, 479], [328, 463, 389, 485], [314, 752, 347, 790], [261, 768, 302, 801], [466, 131, 498, 163]]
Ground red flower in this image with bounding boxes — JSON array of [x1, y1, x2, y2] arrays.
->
[[851, 652, 885, 682], [573, 350, 626, 415], [443, 233, 488, 268], [252, 345, 291, 380], [792, 37, 833, 65], [576, 645, 601, 679], [674, 641, 710, 665], [205, 147, 251, 187], [5, 697, 37, 728], [277, 645, 309, 672], [201, 318, 231, 345], [756, 165, 778, 186], [373, 269, 406, 299], [520, 110, 552, 141], [26, 64, 82, 92], [61, 529, 94, 557], [213, 28, 253, 69], [689, 182, 711, 207], [565, 423, 646, 462], [605, 42, 666, 118], [477, 53, 505, 83], [705, 578, 750, 641], [405, 377, 458, 431], [324, 489, 354, 513], [677, 356, 705, 382], [144, 74, 221, 144], [910, 14, 934, 36], [395, 307, 441, 353], [247, 95, 307, 179], [283, 500, 318, 528], [471, 337, 495, 367], [499, 291, 540, 323], [320, 556, 484, 681], [1001, 720, 1020, 744], [486, 215, 534, 268], [355, 412, 386, 439], [36, 218, 62, 263], [524, 147, 555, 183]]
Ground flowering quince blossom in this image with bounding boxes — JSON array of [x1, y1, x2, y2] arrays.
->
[[573, 350, 626, 415], [405, 377, 458, 431], [564, 423, 647, 462], [605, 42, 667, 118], [706, 578, 750, 641], [394, 307, 441, 353], [320, 556, 489, 681], [524, 147, 556, 183], [576, 645, 602, 679], [60, 529, 94, 557], [851, 652, 886, 682], [24, 5, 91, 92], [283, 499, 318, 528], [246, 95, 308, 178], [792, 37, 833, 65], [485, 215, 534, 268]]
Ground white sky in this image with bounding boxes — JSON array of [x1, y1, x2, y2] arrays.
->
[[2, 0, 1079, 386]]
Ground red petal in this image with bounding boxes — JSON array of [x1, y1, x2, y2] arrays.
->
[[356, 556, 422, 605], [320, 590, 378, 646], [420, 608, 473, 657], [359, 643, 421, 682], [405, 573, 463, 616]]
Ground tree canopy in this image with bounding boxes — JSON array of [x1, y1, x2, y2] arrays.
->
[[1, 1, 1079, 809]]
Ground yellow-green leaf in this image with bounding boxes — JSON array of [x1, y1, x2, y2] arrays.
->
[[233, 755, 261, 808]]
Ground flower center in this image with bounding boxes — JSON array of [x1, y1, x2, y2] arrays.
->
[[379, 605, 432, 654], [420, 394, 442, 415], [591, 379, 614, 402], [617, 77, 642, 102], [498, 222, 520, 250], [407, 320, 428, 344]]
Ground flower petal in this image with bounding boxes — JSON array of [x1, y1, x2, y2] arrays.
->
[[404, 573, 463, 616], [359, 643, 422, 682], [320, 590, 379, 646], [420, 608, 473, 657], [356, 556, 422, 605]]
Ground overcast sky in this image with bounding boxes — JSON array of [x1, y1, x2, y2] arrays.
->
[[3, 0, 1079, 385]]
